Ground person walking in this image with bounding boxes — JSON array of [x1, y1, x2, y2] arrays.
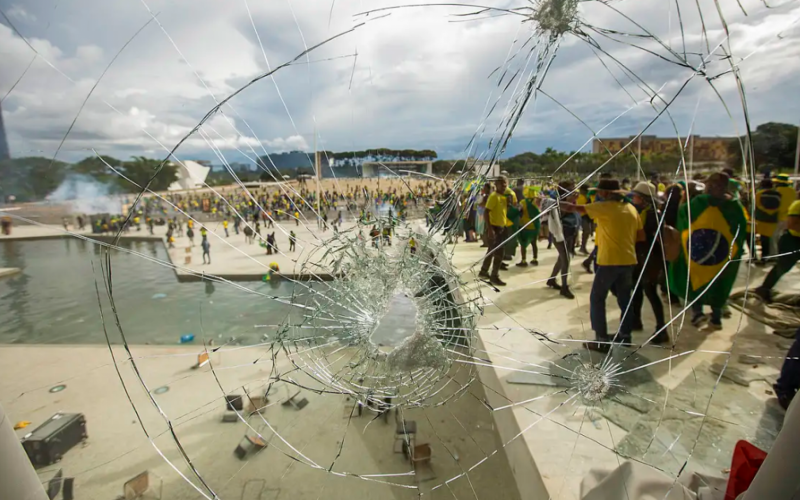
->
[[754, 178, 781, 265], [577, 185, 592, 254], [562, 178, 643, 351], [289, 230, 296, 252], [517, 187, 540, 267], [541, 182, 574, 299], [628, 182, 668, 344], [201, 235, 211, 265], [754, 200, 800, 303], [669, 172, 748, 330], [479, 176, 511, 287], [186, 226, 195, 247], [223, 219, 229, 237]]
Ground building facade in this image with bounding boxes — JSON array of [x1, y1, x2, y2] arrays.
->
[[592, 135, 733, 162]]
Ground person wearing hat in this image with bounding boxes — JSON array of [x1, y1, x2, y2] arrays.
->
[[669, 172, 747, 330], [774, 173, 798, 224], [754, 200, 800, 303], [561, 178, 644, 350], [628, 181, 669, 344], [479, 176, 512, 286]]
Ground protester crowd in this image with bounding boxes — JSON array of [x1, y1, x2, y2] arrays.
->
[[470, 169, 800, 411]]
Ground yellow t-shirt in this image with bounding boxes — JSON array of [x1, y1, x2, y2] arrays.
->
[[776, 185, 797, 222], [584, 201, 642, 266], [576, 194, 588, 206], [485, 192, 509, 228]]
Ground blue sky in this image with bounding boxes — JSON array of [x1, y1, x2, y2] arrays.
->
[[2, 0, 799, 165]]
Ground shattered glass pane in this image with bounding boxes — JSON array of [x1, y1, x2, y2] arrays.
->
[[1, 0, 798, 498]]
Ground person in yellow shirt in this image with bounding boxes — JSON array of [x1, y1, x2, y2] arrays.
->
[[754, 179, 782, 265], [755, 200, 800, 303], [223, 219, 229, 238], [479, 176, 511, 286], [774, 173, 797, 222], [562, 178, 644, 351]]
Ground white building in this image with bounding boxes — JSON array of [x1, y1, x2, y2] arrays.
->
[[168, 160, 211, 191]]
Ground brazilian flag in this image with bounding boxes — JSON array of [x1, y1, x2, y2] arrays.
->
[[669, 194, 748, 308], [518, 198, 541, 247], [754, 188, 781, 237]]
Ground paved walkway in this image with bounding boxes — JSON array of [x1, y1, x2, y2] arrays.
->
[[1, 220, 796, 498], [450, 238, 796, 498]]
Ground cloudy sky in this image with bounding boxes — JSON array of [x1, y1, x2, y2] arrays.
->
[[1, 0, 799, 165]]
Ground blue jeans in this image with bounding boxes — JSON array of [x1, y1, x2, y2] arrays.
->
[[775, 328, 800, 405], [591, 265, 634, 342]]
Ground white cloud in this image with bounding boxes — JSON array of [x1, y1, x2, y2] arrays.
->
[[7, 5, 35, 22], [1, 0, 799, 164]]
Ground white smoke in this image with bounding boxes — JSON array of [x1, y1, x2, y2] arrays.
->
[[46, 175, 123, 214]]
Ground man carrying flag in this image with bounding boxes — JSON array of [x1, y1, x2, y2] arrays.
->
[[669, 172, 748, 330]]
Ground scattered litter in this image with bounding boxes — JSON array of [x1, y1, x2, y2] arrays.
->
[[153, 386, 170, 395], [151, 293, 167, 300], [179, 334, 195, 343], [14, 421, 31, 430], [49, 384, 66, 393]]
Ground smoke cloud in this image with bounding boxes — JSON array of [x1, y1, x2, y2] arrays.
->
[[46, 175, 123, 214]]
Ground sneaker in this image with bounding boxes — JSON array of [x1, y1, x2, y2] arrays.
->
[[502, 255, 513, 261], [691, 313, 707, 328], [490, 276, 507, 287], [581, 260, 593, 274], [774, 384, 791, 411], [500, 263, 509, 270], [478, 270, 490, 280], [546, 278, 561, 290], [631, 321, 644, 332], [652, 331, 670, 344], [579, 248, 589, 255], [530, 260, 539, 266], [705, 322, 723, 332], [516, 261, 529, 267], [754, 287, 772, 303], [560, 287, 575, 299]]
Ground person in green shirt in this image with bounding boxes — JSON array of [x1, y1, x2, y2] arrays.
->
[[669, 172, 748, 330], [479, 176, 511, 286]]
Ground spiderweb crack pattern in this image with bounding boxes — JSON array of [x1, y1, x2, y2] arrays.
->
[[2, 0, 799, 498]]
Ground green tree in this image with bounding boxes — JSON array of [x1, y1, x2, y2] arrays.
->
[[728, 122, 798, 173], [0, 157, 70, 201], [117, 156, 178, 192], [72, 155, 123, 185]]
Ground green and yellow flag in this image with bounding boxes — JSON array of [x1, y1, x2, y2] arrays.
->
[[669, 194, 748, 308], [519, 198, 541, 235], [754, 188, 782, 237]]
